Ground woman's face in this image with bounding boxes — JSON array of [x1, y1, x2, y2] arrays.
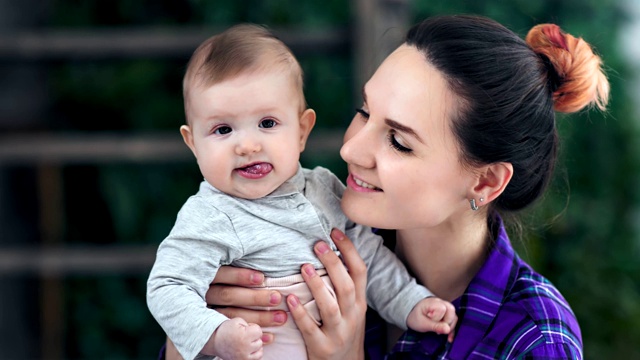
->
[[340, 45, 477, 231]]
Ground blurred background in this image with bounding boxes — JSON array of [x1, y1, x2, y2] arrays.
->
[[0, 0, 638, 359]]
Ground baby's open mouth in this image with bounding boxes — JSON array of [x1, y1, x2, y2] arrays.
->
[[237, 162, 273, 177]]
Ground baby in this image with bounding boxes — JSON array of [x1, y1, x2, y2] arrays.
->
[[147, 24, 456, 360]]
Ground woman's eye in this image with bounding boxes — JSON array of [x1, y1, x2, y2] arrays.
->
[[355, 108, 370, 119], [259, 119, 277, 128], [213, 126, 232, 135], [388, 132, 412, 153]]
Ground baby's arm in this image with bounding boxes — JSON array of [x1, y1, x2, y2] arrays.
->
[[406, 297, 458, 342], [147, 198, 244, 359], [201, 318, 263, 360], [345, 222, 433, 329]]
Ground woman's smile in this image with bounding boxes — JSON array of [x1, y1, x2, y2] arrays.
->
[[346, 173, 382, 192]]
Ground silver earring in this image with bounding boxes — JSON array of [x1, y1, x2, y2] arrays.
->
[[480, 197, 484, 202], [470, 199, 479, 211]]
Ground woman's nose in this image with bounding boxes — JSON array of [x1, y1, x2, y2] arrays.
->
[[340, 120, 375, 169], [235, 134, 262, 156]]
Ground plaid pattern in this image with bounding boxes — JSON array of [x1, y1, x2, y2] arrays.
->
[[367, 216, 582, 360]]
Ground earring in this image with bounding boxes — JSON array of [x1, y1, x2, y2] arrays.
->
[[470, 199, 479, 211], [480, 197, 484, 202]]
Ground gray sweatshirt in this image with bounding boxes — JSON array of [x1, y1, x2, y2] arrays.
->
[[147, 166, 432, 360]]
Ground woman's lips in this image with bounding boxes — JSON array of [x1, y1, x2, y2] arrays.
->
[[236, 162, 273, 179], [346, 173, 381, 192]]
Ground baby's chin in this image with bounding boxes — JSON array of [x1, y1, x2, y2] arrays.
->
[[210, 180, 277, 200], [232, 187, 277, 200]]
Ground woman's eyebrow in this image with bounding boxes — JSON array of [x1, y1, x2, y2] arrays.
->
[[385, 119, 424, 143], [363, 85, 424, 143]]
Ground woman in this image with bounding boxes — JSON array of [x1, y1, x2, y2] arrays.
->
[[165, 14, 608, 359]]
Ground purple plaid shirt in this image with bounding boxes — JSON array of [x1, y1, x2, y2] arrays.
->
[[365, 216, 582, 360]]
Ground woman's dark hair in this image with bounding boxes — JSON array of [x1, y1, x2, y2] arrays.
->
[[406, 15, 609, 212]]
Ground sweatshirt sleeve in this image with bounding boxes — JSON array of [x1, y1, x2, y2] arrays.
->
[[346, 222, 433, 330], [146, 196, 243, 360]]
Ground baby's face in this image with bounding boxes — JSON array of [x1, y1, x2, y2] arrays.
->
[[181, 70, 312, 199]]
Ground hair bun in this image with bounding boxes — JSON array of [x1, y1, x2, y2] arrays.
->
[[526, 24, 609, 113]]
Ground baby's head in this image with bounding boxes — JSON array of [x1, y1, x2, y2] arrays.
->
[[180, 24, 316, 199], [182, 24, 306, 116]]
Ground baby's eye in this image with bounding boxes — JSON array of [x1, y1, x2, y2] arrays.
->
[[213, 126, 232, 135], [259, 118, 277, 128]]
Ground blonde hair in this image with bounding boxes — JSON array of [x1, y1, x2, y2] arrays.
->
[[526, 24, 609, 113], [183, 24, 305, 122]]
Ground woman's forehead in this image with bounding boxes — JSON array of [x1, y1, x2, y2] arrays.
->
[[366, 46, 453, 120]]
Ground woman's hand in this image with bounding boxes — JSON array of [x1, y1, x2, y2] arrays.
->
[[205, 266, 288, 331], [164, 266, 285, 360], [287, 229, 368, 360]]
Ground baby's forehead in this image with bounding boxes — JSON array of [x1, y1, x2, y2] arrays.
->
[[189, 65, 304, 102], [184, 68, 306, 119]]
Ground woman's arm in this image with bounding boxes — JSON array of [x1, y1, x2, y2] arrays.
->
[[288, 229, 368, 360]]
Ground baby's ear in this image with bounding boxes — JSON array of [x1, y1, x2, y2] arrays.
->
[[298, 108, 316, 152], [180, 125, 197, 158]]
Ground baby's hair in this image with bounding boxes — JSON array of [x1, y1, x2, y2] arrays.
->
[[183, 24, 305, 121], [526, 24, 609, 113]]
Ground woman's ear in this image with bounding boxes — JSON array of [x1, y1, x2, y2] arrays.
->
[[298, 108, 317, 152], [180, 125, 197, 158], [470, 162, 513, 204]]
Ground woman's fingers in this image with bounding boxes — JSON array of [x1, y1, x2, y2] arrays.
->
[[286, 294, 323, 340], [205, 266, 285, 328], [287, 229, 368, 359], [206, 284, 281, 308], [215, 306, 287, 328], [213, 265, 265, 287], [327, 229, 368, 308], [301, 262, 342, 327]]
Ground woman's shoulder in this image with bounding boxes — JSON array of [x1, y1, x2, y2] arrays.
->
[[468, 216, 583, 359], [491, 261, 583, 359]]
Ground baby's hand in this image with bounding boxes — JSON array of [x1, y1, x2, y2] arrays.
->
[[406, 297, 458, 343], [210, 317, 264, 359]]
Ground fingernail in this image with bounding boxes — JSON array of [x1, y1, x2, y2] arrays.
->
[[269, 291, 280, 305], [250, 272, 264, 285], [315, 242, 330, 254], [331, 228, 345, 241], [261, 333, 274, 344], [303, 264, 317, 277], [288, 295, 300, 309], [273, 311, 286, 324]]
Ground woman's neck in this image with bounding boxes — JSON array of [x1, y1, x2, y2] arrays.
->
[[394, 213, 490, 302]]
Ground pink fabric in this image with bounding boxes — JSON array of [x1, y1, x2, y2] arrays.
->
[[251, 272, 335, 360]]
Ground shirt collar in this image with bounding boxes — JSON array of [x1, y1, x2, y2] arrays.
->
[[265, 164, 305, 197], [390, 214, 518, 359]]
